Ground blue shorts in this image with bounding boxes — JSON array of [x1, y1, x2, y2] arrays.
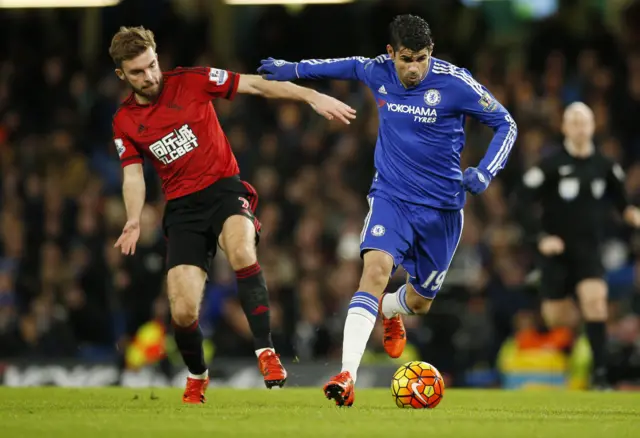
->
[[360, 192, 464, 299]]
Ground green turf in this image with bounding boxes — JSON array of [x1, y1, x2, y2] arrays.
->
[[0, 388, 639, 438]]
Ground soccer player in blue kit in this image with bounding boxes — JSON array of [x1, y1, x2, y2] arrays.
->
[[259, 15, 518, 406]]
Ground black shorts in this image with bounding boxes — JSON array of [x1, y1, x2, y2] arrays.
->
[[539, 246, 604, 300], [162, 175, 261, 274]]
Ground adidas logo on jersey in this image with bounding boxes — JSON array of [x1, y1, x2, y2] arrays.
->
[[378, 85, 387, 95]]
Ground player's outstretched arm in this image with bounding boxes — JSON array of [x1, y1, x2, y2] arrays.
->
[[114, 163, 145, 255], [257, 56, 374, 82], [237, 74, 356, 124]]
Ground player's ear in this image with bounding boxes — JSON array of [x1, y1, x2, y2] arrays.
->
[[115, 69, 125, 81], [386, 44, 394, 59]]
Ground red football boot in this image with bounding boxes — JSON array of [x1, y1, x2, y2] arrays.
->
[[323, 371, 355, 407], [380, 293, 407, 358], [182, 376, 209, 404], [258, 349, 288, 389]]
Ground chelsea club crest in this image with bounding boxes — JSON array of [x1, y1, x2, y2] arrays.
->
[[424, 89, 441, 106]]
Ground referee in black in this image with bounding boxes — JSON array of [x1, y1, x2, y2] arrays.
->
[[517, 102, 640, 388]]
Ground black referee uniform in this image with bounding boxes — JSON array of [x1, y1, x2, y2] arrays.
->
[[517, 145, 629, 296], [516, 144, 632, 388]]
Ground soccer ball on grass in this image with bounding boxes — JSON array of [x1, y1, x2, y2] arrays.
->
[[390, 361, 444, 409]]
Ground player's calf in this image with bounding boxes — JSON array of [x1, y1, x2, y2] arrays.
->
[[220, 214, 272, 351], [577, 279, 609, 388], [405, 284, 434, 314], [339, 250, 395, 382], [219, 214, 286, 386], [381, 282, 433, 316], [167, 265, 209, 399]]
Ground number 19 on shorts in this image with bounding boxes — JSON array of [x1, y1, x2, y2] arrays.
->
[[421, 270, 448, 291]]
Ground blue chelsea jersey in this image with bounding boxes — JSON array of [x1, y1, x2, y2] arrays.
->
[[296, 55, 518, 210]]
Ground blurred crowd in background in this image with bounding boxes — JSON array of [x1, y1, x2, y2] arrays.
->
[[1, 0, 640, 385]]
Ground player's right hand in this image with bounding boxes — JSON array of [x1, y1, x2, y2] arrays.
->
[[538, 235, 565, 256], [114, 219, 141, 255], [257, 57, 299, 81]]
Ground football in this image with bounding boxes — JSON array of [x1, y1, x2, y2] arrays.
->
[[390, 361, 445, 409]]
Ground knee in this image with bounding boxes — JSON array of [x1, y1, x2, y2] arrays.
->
[[167, 266, 203, 327], [360, 262, 391, 294], [221, 216, 257, 270], [226, 242, 257, 271], [580, 296, 608, 321], [171, 300, 199, 327], [577, 280, 608, 321], [405, 284, 433, 314], [541, 303, 575, 329], [542, 312, 567, 329]]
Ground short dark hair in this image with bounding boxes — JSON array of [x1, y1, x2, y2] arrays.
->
[[389, 15, 433, 52]]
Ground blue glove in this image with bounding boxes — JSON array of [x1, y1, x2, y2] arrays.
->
[[257, 57, 299, 81], [462, 167, 491, 195]]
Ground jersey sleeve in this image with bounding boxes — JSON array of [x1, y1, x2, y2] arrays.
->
[[605, 161, 629, 214], [182, 67, 240, 101], [113, 116, 142, 168], [449, 67, 518, 178], [295, 56, 380, 86]]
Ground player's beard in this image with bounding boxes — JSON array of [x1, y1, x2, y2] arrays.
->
[[405, 75, 420, 87], [397, 69, 422, 88], [132, 77, 163, 101], [403, 70, 424, 87]]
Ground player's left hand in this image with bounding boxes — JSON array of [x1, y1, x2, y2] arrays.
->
[[462, 167, 491, 195], [257, 57, 299, 81], [623, 206, 640, 228], [308, 92, 357, 125]]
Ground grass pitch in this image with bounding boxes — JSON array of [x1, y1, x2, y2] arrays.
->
[[1, 387, 639, 438]]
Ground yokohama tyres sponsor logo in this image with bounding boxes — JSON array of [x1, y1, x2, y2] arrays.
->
[[386, 103, 437, 117], [385, 103, 438, 124]]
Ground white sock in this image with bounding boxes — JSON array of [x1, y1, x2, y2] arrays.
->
[[341, 291, 379, 383], [188, 369, 208, 380], [381, 284, 414, 318], [255, 347, 275, 357]]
